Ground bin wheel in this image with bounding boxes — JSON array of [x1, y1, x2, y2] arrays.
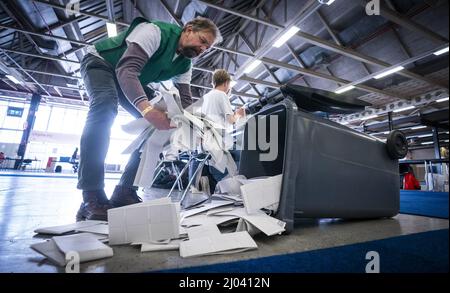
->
[[386, 130, 408, 159]]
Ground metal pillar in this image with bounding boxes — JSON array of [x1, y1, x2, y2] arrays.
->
[[388, 111, 394, 131], [14, 93, 41, 170], [432, 126, 442, 174]]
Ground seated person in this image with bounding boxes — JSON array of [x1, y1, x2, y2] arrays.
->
[[70, 147, 79, 173]]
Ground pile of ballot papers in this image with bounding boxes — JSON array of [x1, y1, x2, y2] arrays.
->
[[31, 173, 285, 264]]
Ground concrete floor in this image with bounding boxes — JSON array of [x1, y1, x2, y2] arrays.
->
[[0, 171, 448, 273]]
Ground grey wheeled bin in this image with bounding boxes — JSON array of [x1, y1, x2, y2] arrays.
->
[[239, 87, 405, 233]]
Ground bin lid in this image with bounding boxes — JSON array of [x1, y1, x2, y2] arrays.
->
[[280, 84, 371, 114]]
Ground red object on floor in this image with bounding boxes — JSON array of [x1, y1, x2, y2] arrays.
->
[[404, 172, 421, 190]]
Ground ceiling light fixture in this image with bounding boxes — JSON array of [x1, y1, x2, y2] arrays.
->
[[273, 26, 301, 48], [243, 60, 262, 74], [393, 105, 415, 113], [436, 97, 449, 103], [106, 22, 117, 38], [374, 66, 404, 79], [335, 85, 355, 94], [410, 126, 426, 130], [433, 46, 449, 56], [6, 75, 21, 84]]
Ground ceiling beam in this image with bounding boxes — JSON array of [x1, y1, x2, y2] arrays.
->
[[338, 89, 449, 124], [294, 30, 448, 90], [334, 43, 449, 92], [8, 67, 81, 80], [360, 0, 449, 44], [0, 23, 92, 46], [260, 56, 407, 99], [32, 0, 129, 27], [197, 0, 284, 29], [0, 47, 80, 64]]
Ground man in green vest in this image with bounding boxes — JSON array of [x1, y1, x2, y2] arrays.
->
[[76, 17, 221, 221]]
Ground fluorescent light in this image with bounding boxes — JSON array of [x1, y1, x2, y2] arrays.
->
[[335, 85, 355, 94], [436, 97, 449, 103], [324, 0, 336, 5], [243, 60, 262, 74], [410, 126, 426, 130], [433, 46, 449, 56], [66, 83, 79, 88], [360, 114, 379, 121], [273, 26, 300, 48], [374, 66, 404, 79], [444, 140, 449, 143], [393, 105, 415, 113], [6, 75, 21, 84], [340, 121, 349, 125], [106, 22, 117, 38], [383, 131, 390, 135], [417, 134, 433, 138], [421, 141, 434, 145]]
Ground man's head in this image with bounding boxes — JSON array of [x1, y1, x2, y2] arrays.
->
[[178, 17, 222, 59], [212, 69, 232, 93]]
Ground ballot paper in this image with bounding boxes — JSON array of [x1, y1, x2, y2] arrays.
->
[[240, 174, 283, 214], [30, 239, 67, 267], [139, 239, 185, 252], [121, 118, 151, 135], [215, 175, 248, 195], [122, 124, 155, 155], [53, 233, 113, 263], [31, 233, 113, 266], [34, 220, 107, 235], [108, 199, 179, 245], [214, 207, 286, 236], [180, 201, 234, 219], [133, 129, 173, 187], [235, 218, 261, 237], [180, 213, 239, 227], [179, 231, 257, 258], [205, 206, 235, 216], [75, 222, 109, 235], [186, 224, 221, 239]]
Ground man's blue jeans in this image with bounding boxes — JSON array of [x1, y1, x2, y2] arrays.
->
[[77, 54, 142, 191]]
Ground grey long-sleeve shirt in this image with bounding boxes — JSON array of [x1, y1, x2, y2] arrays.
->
[[115, 42, 193, 110]]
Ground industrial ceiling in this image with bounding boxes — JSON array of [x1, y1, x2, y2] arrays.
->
[[0, 0, 448, 149]]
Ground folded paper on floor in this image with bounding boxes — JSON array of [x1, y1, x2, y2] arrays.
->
[[30, 233, 113, 267], [34, 220, 107, 235], [108, 198, 179, 245]]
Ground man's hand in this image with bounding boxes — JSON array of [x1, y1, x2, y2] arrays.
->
[[137, 100, 174, 130], [144, 108, 173, 130], [235, 107, 246, 119]]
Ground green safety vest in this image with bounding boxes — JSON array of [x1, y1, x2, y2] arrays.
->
[[94, 17, 191, 85]]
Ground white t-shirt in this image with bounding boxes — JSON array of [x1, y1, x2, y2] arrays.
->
[[87, 22, 192, 84], [201, 89, 234, 149]]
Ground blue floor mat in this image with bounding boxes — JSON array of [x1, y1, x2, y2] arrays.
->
[[400, 190, 449, 219], [156, 229, 448, 273]]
